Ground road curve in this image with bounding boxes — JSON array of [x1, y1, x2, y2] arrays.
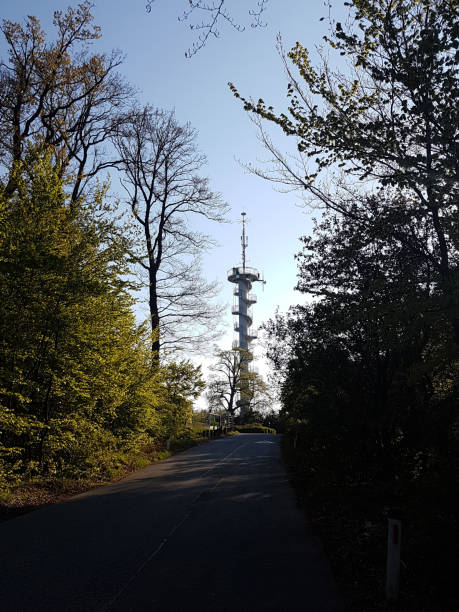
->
[[0, 434, 343, 611]]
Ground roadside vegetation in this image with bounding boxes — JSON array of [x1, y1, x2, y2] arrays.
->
[[1, 3, 458, 609], [234, 423, 276, 434], [0, 2, 224, 510], [231, 0, 458, 609]]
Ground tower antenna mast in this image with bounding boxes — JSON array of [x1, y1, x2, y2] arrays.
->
[[241, 211, 248, 271]]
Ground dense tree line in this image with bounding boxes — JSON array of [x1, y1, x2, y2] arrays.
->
[[234, 0, 458, 483], [266, 192, 458, 480], [0, 3, 222, 488], [0, 149, 208, 486]]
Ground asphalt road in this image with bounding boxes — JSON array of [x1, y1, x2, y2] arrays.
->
[[0, 434, 343, 611]]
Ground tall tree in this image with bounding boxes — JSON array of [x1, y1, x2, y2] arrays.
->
[[0, 149, 162, 484], [0, 1, 132, 201], [113, 105, 227, 359], [265, 192, 458, 478], [231, 0, 459, 340]]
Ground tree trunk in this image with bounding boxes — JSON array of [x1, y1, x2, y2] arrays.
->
[[149, 266, 160, 364]]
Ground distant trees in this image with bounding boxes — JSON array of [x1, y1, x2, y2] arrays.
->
[[207, 349, 246, 415], [207, 348, 270, 420], [160, 361, 205, 439], [113, 106, 227, 359]]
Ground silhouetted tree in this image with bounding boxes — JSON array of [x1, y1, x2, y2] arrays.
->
[[265, 191, 458, 479], [207, 348, 270, 417], [113, 106, 227, 359], [231, 0, 459, 341]]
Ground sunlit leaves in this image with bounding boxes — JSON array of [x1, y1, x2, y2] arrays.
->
[[0, 151, 163, 484]]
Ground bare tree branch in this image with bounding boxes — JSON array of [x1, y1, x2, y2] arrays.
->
[[145, 0, 269, 57], [113, 105, 229, 359]]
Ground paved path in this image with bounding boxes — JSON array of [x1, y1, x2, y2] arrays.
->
[[0, 434, 343, 611]]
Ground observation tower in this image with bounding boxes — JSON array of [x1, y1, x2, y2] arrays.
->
[[227, 212, 265, 418]]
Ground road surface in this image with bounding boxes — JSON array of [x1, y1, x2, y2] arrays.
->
[[0, 434, 343, 611]]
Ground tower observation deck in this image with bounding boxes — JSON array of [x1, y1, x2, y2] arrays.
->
[[227, 212, 265, 419]]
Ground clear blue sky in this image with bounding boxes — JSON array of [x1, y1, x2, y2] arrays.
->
[[1, 0, 348, 386]]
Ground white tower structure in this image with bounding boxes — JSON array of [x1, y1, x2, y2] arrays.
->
[[227, 212, 264, 419]]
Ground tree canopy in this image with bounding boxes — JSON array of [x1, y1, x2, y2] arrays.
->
[[252, 0, 458, 484], [0, 3, 221, 489], [0, 150, 159, 482], [0, 1, 132, 202], [231, 0, 459, 343]]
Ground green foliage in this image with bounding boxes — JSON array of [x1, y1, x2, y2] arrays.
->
[[0, 3, 218, 494], [235, 423, 276, 434], [158, 360, 205, 441], [232, 0, 459, 341], [0, 150, 164, 486], [266, 190, 459, 481], [233, 0, 457, 193]]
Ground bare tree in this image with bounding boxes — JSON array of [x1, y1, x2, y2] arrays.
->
[[207, 348, 245, 415], [0, 1, 133, 201], [207, 348, 270, 417], [113, 105, 228, 359], [146, 0, 269, 57]]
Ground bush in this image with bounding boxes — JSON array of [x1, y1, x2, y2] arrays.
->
[[235, 423, 276, 434]]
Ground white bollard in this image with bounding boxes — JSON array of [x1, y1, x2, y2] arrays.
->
[[386, 518, 402, 601]]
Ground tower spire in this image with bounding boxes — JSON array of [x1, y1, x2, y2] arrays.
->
[[241, 211, 248, 271]]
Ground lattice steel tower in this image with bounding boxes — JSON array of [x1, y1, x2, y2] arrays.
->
[[227, 212, 264, 418]]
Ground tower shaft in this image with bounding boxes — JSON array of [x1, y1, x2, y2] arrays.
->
[[227, 212, 264, 420]]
